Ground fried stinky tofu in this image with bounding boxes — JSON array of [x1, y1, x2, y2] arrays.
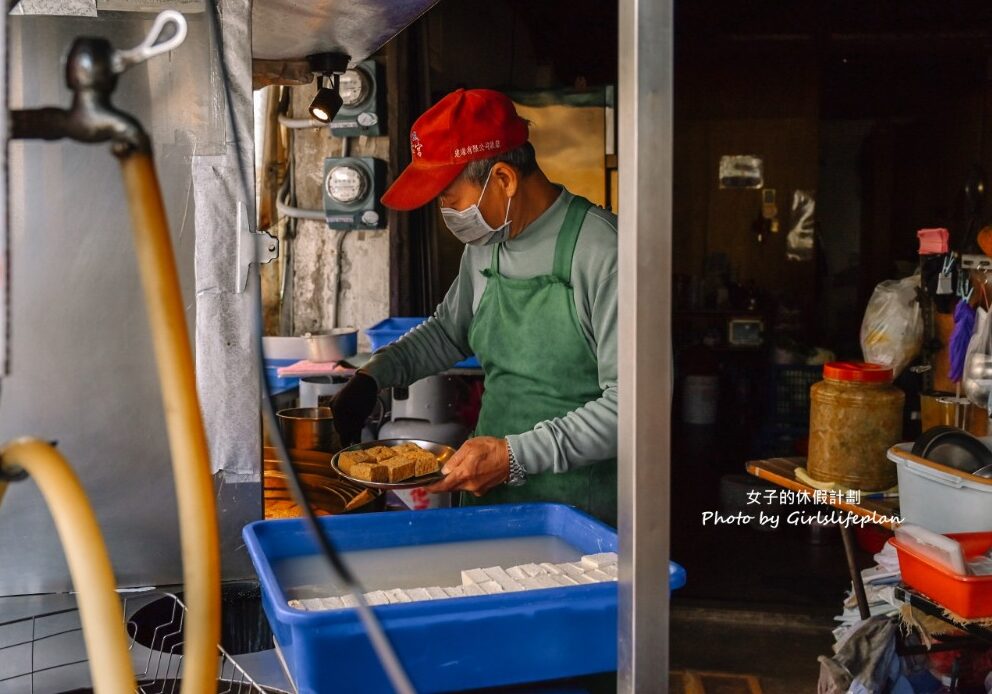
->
[[350, 462, 388, 483], [337, 449, 373, 475], [379, 455, 417, 482], [364, 446, 396, 462]]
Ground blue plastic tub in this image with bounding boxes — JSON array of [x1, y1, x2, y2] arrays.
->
[[265, 358, 300, 395], [243, 503, 685, 693], [365, 317, 481, 369]]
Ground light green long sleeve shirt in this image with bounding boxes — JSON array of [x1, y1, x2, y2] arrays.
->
[[363, 188, 618, 475]]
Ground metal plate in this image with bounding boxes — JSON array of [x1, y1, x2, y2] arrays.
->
[[331, 438, 453, 489]]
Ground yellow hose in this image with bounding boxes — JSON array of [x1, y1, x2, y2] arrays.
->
[[0, 438, 136, 692], [119, 152, 220, 692]]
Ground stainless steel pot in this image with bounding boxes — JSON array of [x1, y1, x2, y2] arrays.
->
[[275, 407, 342, 453], [304, 328, 358, 363]]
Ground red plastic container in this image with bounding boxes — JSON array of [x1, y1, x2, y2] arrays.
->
[[892, 531, 992, 618]]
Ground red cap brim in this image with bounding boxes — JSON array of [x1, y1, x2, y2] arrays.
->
[[381, 161, 466, 211]]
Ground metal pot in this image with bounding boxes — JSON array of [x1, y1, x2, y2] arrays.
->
[[276, 407, 341, 453], [304, 328, 358, 363]]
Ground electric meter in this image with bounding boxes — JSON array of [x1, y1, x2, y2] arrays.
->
[[322, 157, 386, 230], [330, 60, 385, 137], [325, 165, 369, 204]]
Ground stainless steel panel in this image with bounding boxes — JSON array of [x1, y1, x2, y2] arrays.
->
[[252, 0, 441, 62], [0, 13, 258, 593], [617, 0, 674, 690]]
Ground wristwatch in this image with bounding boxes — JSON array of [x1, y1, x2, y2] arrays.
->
[[506, 439, 526, 487]]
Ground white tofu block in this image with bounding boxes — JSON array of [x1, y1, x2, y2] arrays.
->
[[506, 566, 528, 580], [483, 566, 524, 592], [319, 597, 345, 610], [552, 574, 579, 586], [341, 594, 359, 608], [364, 591, 390, 606], [581, 552, 619, 570], [300, 598, 324, 611], [478, 580, 505, 594], [560, 563, 587, 578], [462, 584, 485, 596], [602, 564, 618, 578], [406, 588, 432, 602], [288, 599, 304, 610], [518, 577, 544, 590], [571, 572, 596, 584], [461, 568, 489, 585], [585, 569, 611, 583], [540, 562, 562, 575], [427, 587, 449, 600], [520, 563, 545, 577], [385, 589, 411, 604], [444, 586, 466, 598], [534, 575, 561, 589]]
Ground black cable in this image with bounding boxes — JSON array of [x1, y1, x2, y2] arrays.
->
[[202, 3, 414, 691]]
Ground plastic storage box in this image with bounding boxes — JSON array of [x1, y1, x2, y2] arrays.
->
[[892, 530, 992, 618], [366, 317, 480, 369], [888, 444, 992, 533], [243, 503, 686, 693]]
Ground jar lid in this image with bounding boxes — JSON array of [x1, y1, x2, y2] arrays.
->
[[823, 361, 893, 383]]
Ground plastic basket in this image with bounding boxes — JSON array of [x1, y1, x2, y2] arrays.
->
[[767, 365, 822, 426], [365, 317, 480, 369]]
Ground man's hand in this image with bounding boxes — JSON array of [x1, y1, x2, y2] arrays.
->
[[423, 436, 510, 496]]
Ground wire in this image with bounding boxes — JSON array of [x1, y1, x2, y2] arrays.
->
[[203, 3, 415, 692]]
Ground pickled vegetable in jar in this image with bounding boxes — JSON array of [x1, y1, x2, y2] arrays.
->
[[807, 362, 904, 491]]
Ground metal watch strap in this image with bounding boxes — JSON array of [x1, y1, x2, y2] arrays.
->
[[506, 439, 526, 487]]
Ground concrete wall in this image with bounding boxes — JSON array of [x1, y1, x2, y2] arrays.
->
[[287, 85, 391, 351]]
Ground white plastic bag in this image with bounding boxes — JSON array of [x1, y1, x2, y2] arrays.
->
[[860, 274, 923, 377]]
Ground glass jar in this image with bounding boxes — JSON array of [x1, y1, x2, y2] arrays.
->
[[807, 362, 904, 491]]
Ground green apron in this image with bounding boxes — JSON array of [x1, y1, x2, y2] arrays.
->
[[461, 196, 617, 526]]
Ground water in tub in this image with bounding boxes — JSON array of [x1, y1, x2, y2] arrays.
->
[[275, 536, 585, 599]]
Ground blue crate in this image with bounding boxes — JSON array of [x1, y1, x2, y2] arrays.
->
[[265, 358, 300, 395], [243, 503, 686, 693], [366, 317, 481, 369]]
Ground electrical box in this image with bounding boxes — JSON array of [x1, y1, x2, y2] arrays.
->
[[329, 60, 385, 137], [322, 156, 386, 230]]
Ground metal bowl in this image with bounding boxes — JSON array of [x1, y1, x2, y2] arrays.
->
[[331, 438, 455, 489], [304, 328, 358, 363], [275, 407, 341, 453]]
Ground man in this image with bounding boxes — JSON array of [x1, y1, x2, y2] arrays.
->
[[330, 88, 618, 525]]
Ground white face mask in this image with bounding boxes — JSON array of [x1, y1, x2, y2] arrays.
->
[[440, 168, 513, 246]]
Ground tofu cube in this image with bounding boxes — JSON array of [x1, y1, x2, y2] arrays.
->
[[461, 568, 490, 585], [341, 594, 359, 608], [571, 572, 596, 584], [539, 562, 562, 575], [520, 563, 545, 577], [444, 586, 467, 597], [506, 566, 528, 580], [584, 569, 611, 582], [404, 449, 440, 476], [462, 584, 485, 596], [379, 455, 417, 482], [365, 446, 396, 462], [391, 443, 422, 454], [385, 589, 411, 604], [337, 450, 372, 475], [534, 575, 561, 589], [518, 577, 544, 590], [319, 597, 345, 610], [477, 580, 504, 594], [364, 591, 390, 606], [300, 598, 324, 611], [602, 564, 618, 578], [483, 566, 524, 592], [427, 587, 450, 600], [350, 462, 388, 483], [552, 574, 579, 586], [287, 599, 304, 610], [580, 552, 619, 570], [560, 563, 587, 578], [405, 588, 432, 602]]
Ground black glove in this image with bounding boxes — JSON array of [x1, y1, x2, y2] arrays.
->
[[329, 371, 380, 446]]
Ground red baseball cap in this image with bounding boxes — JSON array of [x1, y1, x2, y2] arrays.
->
[[381, 88, 530, 211]]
